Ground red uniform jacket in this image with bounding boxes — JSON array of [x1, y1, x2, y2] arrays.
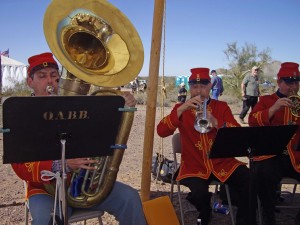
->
[[12, 161, 53, 198], [248, 92, 300, 173], [157, 99, 246, 183]]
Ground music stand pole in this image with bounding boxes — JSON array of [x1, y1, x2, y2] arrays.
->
[[247, 147, 257, 225], [58, 133, 68, 225]]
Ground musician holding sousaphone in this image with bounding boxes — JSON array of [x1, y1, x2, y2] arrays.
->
[[157, 68, 251, 225], [11, 0, 147, 224], [11, 52, 147, 225], [249, 62, 300, 225]]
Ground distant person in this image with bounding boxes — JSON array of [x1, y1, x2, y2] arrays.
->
[[139, 81, 147, 93], [131, 80, 137, 94], [239, 66, 260, 124], [210, 70, 224, 100], [248, 62, 300, 225], [135, 78, 140, 92], [143, 82, 147, 92], [177, 82, 187, 103]]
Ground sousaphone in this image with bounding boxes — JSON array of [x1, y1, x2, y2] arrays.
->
[[43, 0, 144, 208]]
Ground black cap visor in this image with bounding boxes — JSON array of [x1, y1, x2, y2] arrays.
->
[[188, 79, 210, 85], [281, 76, 300, 84]]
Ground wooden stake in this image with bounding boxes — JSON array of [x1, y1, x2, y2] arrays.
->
[[140, 0, 165, 201]]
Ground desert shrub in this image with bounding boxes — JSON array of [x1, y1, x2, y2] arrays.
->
[[222, 42, 272, 98], [135, 92, 147, 105], [2, 80, 31, 96]]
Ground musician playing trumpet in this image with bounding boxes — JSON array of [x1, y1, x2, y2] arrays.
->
[[249, 62, 300, 225], [11, 52, 147, 225], [157, 68, 251, 225]]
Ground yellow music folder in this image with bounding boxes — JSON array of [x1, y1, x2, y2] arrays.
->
[[142, 196, 180, 225]]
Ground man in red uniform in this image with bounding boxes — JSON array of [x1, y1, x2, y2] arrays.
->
[[157, 68, 250, 225], [248, 62, 300, 225], [11, 52, 147, 225]]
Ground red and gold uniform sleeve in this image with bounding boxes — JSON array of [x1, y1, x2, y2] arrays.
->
[[12, 161, 53, 197], [157, 103, 181, 137], [249, 94, 279, 126], [12, 161, 53, 183], [209, 100, 240, 128]]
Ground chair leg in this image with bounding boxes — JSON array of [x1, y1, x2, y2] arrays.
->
[[257, 196, 263, 225], [24, 201, 29, 225], [176, 181, 185, 225], [212, 184, 219, 203], [98, 216, 103, 225], [24, 203, 29, 225], [170, 180, 174, 202], [224, 184, 235, 225], [214, 184, 219, 194], [292, 184, 297, 198]]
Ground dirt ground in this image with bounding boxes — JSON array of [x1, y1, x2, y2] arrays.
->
[[0, 103, 299, 225]]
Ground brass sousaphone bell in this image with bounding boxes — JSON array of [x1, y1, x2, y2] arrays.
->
[[43, 0, 144, 208], [44, 0, 144, 89]]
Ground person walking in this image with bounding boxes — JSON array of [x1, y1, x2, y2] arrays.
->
[[210, 69, 224, 100], [239, 66, 260, 124]]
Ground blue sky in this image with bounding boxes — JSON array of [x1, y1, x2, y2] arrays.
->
[[1, 0, 299, 77]]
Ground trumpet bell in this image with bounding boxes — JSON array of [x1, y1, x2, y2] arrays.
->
[[194, 117, 212, 133], [44, 0, 144, 87]]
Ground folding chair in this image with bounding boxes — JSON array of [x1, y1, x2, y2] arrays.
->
[[257, 177, 300, 225], [23, 180, 104, 225], [69, 209, 104, 225], [278, 177, 300, 204], [170, 133, 235, 225]]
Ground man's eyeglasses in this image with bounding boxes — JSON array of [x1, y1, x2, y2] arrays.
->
[[254, 69, 259, 72]]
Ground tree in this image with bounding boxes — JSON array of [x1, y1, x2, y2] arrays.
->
[[221, 42, 272, 98]]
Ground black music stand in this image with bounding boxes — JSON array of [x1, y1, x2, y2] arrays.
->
[[2, 95, 126, 224], [2, 95, 126, 163], [209, 125, 298, 225]]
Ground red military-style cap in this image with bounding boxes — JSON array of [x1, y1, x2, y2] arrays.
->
[[277, 62, 300, 83], [27, 52, 59, 77], [188, 68, 211, 85]]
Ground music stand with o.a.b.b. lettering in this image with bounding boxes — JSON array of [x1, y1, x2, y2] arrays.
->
[[2, 95, 126, 163], [209, 125, 298, 225], [1, 95, 129, 224]]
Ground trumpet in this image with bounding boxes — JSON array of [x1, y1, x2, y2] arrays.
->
[[194, 97, 212, 133]]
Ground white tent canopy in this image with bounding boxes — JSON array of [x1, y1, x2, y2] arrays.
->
[[1, 55, 27, 90]]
